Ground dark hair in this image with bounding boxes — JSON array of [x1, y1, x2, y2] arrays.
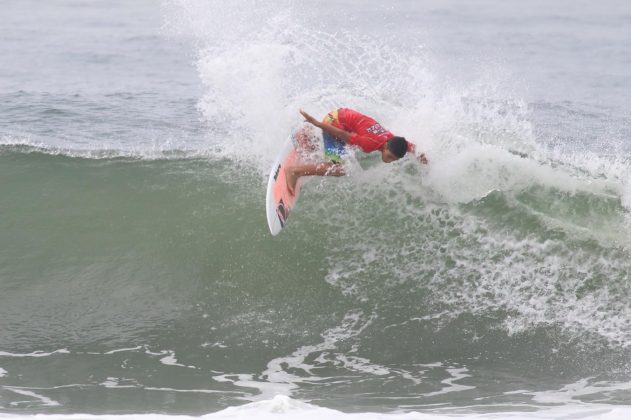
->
[[387, 136, 408, 158]]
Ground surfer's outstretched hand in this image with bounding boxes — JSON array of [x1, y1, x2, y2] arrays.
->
[[417, 153, 429, 165], [300, 109, 319, 126]]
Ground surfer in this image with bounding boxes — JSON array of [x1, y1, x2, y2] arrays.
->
[[286, 108, 428, 195]]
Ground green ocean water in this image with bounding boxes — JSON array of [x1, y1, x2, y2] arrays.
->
[[2, 148, 631, 414], [0, 150, 339, 411]]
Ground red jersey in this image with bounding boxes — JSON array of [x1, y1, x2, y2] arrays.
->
[[334, 108, 394, 153]]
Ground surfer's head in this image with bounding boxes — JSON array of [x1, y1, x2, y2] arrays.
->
[[381, 136, 408, 163]]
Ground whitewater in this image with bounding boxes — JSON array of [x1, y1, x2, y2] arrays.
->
[[1, 0, 631, 419]]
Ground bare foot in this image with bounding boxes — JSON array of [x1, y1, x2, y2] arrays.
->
[[285, 167, 298, 195]]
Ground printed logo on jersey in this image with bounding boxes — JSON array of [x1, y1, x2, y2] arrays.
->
[[366, 123, 386, 135]]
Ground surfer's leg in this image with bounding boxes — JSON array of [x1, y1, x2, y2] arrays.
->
[[285, 162, 344, 195], [286, 110, 347, 195]]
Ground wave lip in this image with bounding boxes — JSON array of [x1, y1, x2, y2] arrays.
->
[[0, 141, 219, 161]]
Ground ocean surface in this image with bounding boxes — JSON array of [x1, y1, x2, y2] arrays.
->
[[2, 0, 631, 418]]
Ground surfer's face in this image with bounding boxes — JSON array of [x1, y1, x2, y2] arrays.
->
[[381, 148, 399, 163]]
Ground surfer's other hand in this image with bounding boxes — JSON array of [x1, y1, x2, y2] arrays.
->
[[417, 153, 428, 165]]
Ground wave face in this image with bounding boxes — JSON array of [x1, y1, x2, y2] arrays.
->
[[1, 0, 631, 417]]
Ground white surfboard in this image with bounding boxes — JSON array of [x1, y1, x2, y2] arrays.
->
[[265, 134, 304, 235]]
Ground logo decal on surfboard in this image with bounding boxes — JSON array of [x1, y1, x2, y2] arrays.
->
[[276, 199, 289, 227]]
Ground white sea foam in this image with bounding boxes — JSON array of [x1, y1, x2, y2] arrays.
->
[[159, 351, 197, 369], [165, 0, 631, 254], [0, 395, 630, 419], [164, 0, 438, 174], [212, 310, 409, 401], [528, 378, 631, 405], [4, 387, 60, 407], [103, 346, 144, 355], [422, 367, 475, 397], [0, 349, 70, 358], [320, 173, 631, 348]]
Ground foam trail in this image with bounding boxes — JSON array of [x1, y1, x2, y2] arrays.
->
[[4, 388, 60, 407], [0, 349, 70, 358]]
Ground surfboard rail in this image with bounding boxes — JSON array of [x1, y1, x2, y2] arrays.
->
[[265, 135, 303, 235]]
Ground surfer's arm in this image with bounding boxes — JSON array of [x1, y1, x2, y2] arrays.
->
[[300, 109, 352, 142]]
